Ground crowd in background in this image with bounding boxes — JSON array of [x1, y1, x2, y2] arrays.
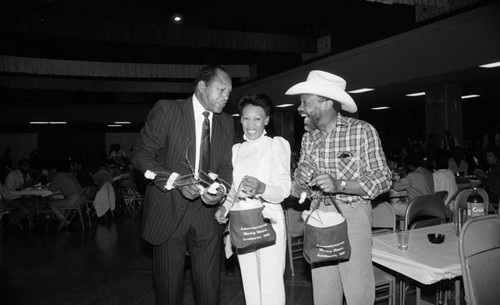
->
[[381, 126, 500, 204], [0, 143, 148, 228], [1, 122, 500, 228]]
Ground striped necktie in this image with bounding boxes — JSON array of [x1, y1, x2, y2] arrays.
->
[[199, 111, 211, 175]]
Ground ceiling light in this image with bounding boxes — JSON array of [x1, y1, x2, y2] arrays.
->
[[276, 104, 294, 108], [348, 88, 374, 94], [461, 94, 480, 99], [172, 14, 183, 24], [406, 92, 426, 97], [232, 114, 240, 117], [108, 124, 122, 127], [49, 121, 67, 124], [371, 106, 390, 110], [114, 121, 131, 124], [479, 61, 500, 68], [30, 121, 49, 124]]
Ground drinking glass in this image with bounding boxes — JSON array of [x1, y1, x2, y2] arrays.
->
[[397, 229, 409, 250]]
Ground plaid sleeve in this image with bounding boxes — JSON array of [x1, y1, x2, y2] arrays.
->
[[357, 123, 392, 199]]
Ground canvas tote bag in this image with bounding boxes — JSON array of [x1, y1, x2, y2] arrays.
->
[[303, 197, 351, 264], [229, 205, 276, 252]]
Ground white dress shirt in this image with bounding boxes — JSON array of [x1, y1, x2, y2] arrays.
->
[[433, 168, 458, 205], [192, 94, 212, 175]]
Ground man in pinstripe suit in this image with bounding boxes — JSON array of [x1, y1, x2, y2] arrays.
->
[[132, 65, 234, 305]]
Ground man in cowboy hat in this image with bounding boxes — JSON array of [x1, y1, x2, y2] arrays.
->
[[287, 70, 392, 305]]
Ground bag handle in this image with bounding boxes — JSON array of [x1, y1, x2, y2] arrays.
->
[[305, 193, 345, 226]]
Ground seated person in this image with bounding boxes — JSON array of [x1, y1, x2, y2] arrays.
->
[[448, 147, 469, 176], [108, 144, 129, 167], [474, 146, 500, 204], [390, 153, 434, 216], [91, 159, 115, 190], [1, 159, 37, 225], [433, 149, 458, 207], [47, 160, 83, 227], [465, 145, 486, 175]]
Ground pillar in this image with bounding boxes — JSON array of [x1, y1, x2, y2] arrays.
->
[[425, 83, 463, 148]]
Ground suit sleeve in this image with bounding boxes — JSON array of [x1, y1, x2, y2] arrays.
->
[[132, 100, 175, 181]]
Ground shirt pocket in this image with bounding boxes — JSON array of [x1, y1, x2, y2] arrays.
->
[[335, 151, 360, 179]]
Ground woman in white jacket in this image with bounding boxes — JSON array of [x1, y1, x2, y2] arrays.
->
[[215, 93, 291, 305]]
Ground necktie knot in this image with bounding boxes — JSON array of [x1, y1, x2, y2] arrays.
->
[[203, 111, 210, 119]]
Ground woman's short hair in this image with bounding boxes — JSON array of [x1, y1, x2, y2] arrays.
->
[[238, 93, 274, 117]]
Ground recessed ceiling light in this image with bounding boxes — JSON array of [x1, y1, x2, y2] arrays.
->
[[461, 94, 480, 99], [479, 61, 500, 68], [348, 88, 374, 94], [49, 121, 67, 124], [114, 121, 131, 124], [30, 121, 49, 124], [108, 124, 122, 127], [371, 106, 390, 110], [276, 104, 294, 108], [232, 114, 240, 117], [406, 92, 426, 97], [172, 14, 183, 23]]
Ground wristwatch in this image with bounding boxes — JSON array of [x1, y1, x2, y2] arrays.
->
[[339, 180, 347, 192]]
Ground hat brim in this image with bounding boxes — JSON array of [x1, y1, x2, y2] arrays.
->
[[285, 82, 357, 113]]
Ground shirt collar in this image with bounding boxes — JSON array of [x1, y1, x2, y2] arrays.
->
[[309, 113, 348, 138], [192, 94, 212, 119]]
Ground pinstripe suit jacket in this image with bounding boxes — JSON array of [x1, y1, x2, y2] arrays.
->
[[132, 97, 234, 245]]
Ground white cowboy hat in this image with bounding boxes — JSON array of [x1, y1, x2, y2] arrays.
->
[[285, 70, 357, 113]]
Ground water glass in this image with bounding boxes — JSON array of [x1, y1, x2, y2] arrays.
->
[[397, 229, 409, 250]]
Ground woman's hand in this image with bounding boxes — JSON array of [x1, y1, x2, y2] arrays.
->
[[239, 176, 266, 198], [215, 206, 228, 224]]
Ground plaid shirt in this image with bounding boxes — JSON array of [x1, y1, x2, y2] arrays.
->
[[293, 113, 391, 205]]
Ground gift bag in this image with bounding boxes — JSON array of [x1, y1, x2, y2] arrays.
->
[[229, 206, 276, 252], [303, 199, 351, 264]]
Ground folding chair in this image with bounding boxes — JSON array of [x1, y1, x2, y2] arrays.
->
[[284, 207, 304, 277], [372, 201, 396, 235], [454, 188, 491, 217], [405, 194, 446, 230], [434, 190, 448, 202], [371, 202, 397, 305], [58, 186, 94, 231], [402, 194, 446, 303], [123, 182, 144, 217], [459, 215, 500, 305]]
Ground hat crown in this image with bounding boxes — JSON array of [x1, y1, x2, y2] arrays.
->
[[307, 70, 347, 91], [285, 69, 357, 113]]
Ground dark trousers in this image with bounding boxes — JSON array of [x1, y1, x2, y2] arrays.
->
[[4, 197, 37, 224], [152, 203, 222, 305]]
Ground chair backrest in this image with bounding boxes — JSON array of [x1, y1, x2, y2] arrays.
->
[[285, 208, 304, 238], [459, 215, 500, 305], [75, 186, 95, 207], [454, 188, 490, 214], [434, 190, 448, 203], [371, 201, 396, 235], [404, 194, 446, 229]]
